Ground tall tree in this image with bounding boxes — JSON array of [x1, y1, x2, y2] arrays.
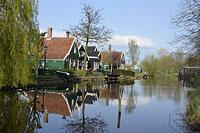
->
[[173, 0, 200, 56], [0, 0, 40, 88], [70, 3, 112, 70], [128, 39, 139, 66]]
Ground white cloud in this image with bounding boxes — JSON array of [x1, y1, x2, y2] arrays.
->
[[109, 96, 151, 106], [110, 35, 154, 48], [53, 31, 66, 37], [40, 29, 154, 48]]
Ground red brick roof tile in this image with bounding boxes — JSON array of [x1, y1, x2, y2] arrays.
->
[[44, 38, 74, 59], [101, 51, 123, 63]]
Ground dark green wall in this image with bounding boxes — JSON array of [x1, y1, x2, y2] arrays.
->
[[43, 42, 79, 70], [46, 60, 64, 70], [68, 42, 79, 60]]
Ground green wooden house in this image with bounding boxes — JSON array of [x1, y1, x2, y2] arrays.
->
[[40, 28, 79, 70], [77, 44, 85, 69]]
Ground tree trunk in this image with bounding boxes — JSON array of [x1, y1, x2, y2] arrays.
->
[[83, 39, 89, 70]]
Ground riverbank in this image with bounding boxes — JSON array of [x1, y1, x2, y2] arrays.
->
[[70, 69, 138, 83], [191, 77, 200, 87], [0, 69, 145, 90], [78, 75, 136, 84], [186, 90, 200, 131]]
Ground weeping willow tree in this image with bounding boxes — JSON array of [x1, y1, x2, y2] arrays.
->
[[0, 0, 40, 88]]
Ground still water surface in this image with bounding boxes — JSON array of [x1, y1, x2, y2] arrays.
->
[[0, 78, 193, 133]]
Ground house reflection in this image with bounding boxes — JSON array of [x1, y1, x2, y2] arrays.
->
[[26, 83, 124, 130], [63, 84, 108, 133], [76, 90, 99, 106], [99, 83, 124, 106], [26, 90, 72, 126], [98, 83, 124, 128], [26, 85, 101, 117], [64, 83, 100, 110]]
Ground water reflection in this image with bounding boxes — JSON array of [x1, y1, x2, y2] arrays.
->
[[0, 91, 34, 133], [140, 77, 185, 103], [27, 89, 72, 119], [0, 77, 194, 133], [125, 85, 137, 114], [63, 83, 107, 133]]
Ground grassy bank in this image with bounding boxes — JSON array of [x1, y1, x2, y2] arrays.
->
[[186, 90, 200, 131], [191, 77, 200, 87], [42, 68, 137, 84]]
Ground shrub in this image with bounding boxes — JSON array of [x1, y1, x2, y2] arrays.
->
[[113, 69, 135, 77], [74, 70, 87, 77], [186, 91, 200, 130], [63, 68, 76, 75]]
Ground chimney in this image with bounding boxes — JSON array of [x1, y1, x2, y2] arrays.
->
[[66, 31, 70, 38], [108, 44, 112, 52], [47, 27, 52, 40]]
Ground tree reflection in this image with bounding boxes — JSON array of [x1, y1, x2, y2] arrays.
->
[[141, 77, 179, 87], [65, 85, 108, 133], [27, 89, 43, 129], [117, 85, 123, 128], [0, 91, 34, 133], [125, 85, 137, 114], [65, 115, 108, 133], [140, 77, 184, 103]]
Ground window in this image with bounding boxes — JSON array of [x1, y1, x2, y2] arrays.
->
[[74, 47, 77, 53]]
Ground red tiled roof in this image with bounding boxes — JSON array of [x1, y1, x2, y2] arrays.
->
[[44, 38, 74, 59], [101, 51, 123, 63], [27, 92, 71, 116]]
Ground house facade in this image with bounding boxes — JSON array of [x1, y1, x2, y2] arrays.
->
[[77, 44, 85, 69], [87, 46, 101, 70], [40, 28, 79, 70], [101, 51, 125, 69], [100, 44, 125, 70], [40, 28, 125, 71]]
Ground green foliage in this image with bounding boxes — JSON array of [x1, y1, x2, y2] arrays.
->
[[0, 0, 40, 88], [64, 68, 76, 75], [192, 77, 200, 88], [114, 69, 135, 77], [140, 49, 185, 77], [74, 70, 86, 77], [186, 55, 200, 67], [140, 55, 158, 76], [0, 92, 34, 132], [186, 90, 200, 130]]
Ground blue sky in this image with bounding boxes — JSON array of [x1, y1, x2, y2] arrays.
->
[[38, 0, 181, 62]]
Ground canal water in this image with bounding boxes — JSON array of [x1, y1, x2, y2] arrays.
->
[[0, 78, 194, 133]]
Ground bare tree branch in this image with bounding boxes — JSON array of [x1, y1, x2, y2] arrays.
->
[[172, 0, 200, 57], [70, 3, 112, 70], [128, 39, 139, 66]]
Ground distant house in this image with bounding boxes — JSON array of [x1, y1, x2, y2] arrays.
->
[[87, 46, 101, 70], [41, 28, 79, 70], [132, 65, 143, 73], [101, 51, 125, 69], [76, 45, 101, 70]]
